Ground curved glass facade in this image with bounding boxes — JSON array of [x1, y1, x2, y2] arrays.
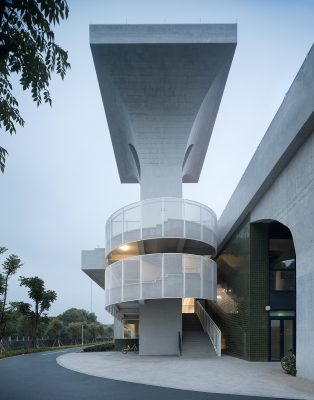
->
[[104, 253, 216, 307], [105, 198, 217, 257]]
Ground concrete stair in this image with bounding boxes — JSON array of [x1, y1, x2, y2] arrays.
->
[[182, 313, 216, 358]]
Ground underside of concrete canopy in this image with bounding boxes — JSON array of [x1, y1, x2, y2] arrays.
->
[[90, 24, 237, 187]]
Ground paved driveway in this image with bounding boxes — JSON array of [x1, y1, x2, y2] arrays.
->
[[0, 348, 294, 400]]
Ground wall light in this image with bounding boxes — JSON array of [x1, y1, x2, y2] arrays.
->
[[119, 244, 129, 251]]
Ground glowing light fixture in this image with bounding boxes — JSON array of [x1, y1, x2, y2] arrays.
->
[[119, 244, 129, 251]]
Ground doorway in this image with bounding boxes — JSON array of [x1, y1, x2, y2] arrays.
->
[[270, 316, 295, 361]]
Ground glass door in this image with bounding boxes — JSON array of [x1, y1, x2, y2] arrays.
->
[[270, 317, 295, 361]]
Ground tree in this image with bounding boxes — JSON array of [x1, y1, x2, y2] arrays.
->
[[58, 308, 96, 325], [0, 0, 70, 172], [18, 276, 57, 345], [0, 247, 23, 340], [66, 322, 82, 344], [86, 322, 103, 343], [46, 318, 63, 346]]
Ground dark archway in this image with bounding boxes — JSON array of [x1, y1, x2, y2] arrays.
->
[[253, 220, 296, 361]]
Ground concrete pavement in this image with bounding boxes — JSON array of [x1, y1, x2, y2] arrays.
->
[[0, 348, 292, 400], [57, 351, 314, 399]]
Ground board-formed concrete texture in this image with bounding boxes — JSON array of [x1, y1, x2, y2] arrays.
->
[[83, 24, 237, 357], [139, 299, 182, 355], [218, 44, 314, 381], [81, 248, 106, 289], [90, 24, 237, 199]]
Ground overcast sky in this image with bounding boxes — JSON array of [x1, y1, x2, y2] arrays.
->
[[1, 0, 314, 324]]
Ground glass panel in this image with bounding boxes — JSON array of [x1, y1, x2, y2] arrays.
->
[[184, 255, 201, 298], [284, 320, 294, 356], [105, 268, 110, 305], [164, 254, 183, 297], [109, 263, 122, 304], [111, 212, 123, 249], [142, 254, 162, 299], [124, 204, 141, 244], [271, 258, 296, 270], [185, 202, 201, 240], [269, 311, 295, 317], [270, 270, 295, 291], [105, 221, 111, 253], [142, 200, 162, 239], [164, 199, 184, 237], [123, 258, 140, 302], [202, 260, 215, 299], [271, 319, 281, 361], [201, 207, 214, 244], [182, 298, 195, 313]]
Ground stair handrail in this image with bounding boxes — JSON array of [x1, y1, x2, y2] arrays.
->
[[178, 331, 182, 356], [196, 300, 221, 356]]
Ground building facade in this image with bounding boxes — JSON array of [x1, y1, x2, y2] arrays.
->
[[82, 24, 236, 356], [82, 24, 314, 381], [210, 42, 314, 380]]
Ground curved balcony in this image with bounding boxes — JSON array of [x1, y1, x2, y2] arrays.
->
[[104, 253, 217, 307], [105, 198, 217, 262]]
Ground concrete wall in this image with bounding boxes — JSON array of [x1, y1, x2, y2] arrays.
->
[[217, 43, 314, 381], [139, 299, 182, 355], [114, 318, 124, 339], [218, 44, 314, 250], [90, 24, 236, 187], [250, 130, 314, 381]]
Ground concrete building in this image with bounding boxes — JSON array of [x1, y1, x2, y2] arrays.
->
[[82, 24, 314, 381]]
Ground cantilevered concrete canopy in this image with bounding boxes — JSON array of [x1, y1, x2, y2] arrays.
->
[[90, 24, 236, 198]]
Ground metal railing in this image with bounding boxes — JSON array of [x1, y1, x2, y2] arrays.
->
[[196, 300, 221, 356], [105, 197, 217, 256], [104, 254, 217, 307]]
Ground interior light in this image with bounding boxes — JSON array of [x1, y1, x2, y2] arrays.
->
[[119, 244, 129, 251]]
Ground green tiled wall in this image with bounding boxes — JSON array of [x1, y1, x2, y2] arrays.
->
[[205, 219, 269, 361]]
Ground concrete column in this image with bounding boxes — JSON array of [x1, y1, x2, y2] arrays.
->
[[134, 321, 139, 338], [114, 318, 124, 339], [139, 298, 182, 355]]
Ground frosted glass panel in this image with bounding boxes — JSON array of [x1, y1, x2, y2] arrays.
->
[[111, 212, 123, 249], [104, 254, 216, 306], [164, 199, 184, 237], [164, 254, 183, 297], [142, 254, 162, 298], [124, 205, 141, 243], [123, 258, 140, 301], [142, 201, 162, 239], [184, 255, 201, 298], [105, 198, 217, 255], [185, 202, 201, 240]]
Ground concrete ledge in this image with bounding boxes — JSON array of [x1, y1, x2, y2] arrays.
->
[[57, 351, 314, 399]]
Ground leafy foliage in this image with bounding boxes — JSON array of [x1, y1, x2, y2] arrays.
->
[[0, 0, 70, 172], [83, 341, 115, 352], [18, 276, 57, 343], [46, 318, 63, 345], [0, 248, 23, 339], [58, 308, 97, 325]]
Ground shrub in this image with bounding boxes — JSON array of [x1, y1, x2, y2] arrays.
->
[[114, 338, 139, 351], [83, 342, 115, 352]]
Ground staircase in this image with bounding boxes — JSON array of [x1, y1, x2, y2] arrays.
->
[[182, 313, 216, 358]]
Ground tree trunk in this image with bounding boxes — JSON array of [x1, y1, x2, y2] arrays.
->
[[0, 274, 9, 340], [34, 301, 39, 348]]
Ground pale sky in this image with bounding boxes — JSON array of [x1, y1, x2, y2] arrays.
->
[[1, 0, 314, 324]]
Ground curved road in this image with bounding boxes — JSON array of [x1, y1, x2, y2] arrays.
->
[[0, 348, 284, 400]]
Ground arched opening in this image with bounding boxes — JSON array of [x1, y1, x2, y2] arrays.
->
[[265, 221, 296, 361], [128, 144, 141, 178], [204, 218, 296, 362]]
